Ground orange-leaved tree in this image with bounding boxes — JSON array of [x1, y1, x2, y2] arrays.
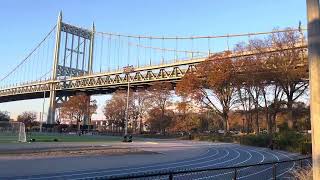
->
[[146, 82, 173, 134], [177, 51, 237, 134], [60, 93, 97, 132]]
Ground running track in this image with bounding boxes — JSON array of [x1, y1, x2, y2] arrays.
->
[[0, 143, 309, 180]]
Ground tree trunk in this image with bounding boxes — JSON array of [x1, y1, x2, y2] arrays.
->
[[246, 113, 250, 134], [266, 110, 273, 135], [272, 113, 277, 133], [287, 101, 294, 129], [223, 113, 229, 135], [139, 116, 143, 134], [254, 111, 259, 134], [77, 120, 80, 133]]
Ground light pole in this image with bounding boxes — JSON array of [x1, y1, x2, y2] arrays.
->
[[306, 0, 320, 178], [40, 90, 46, 133], [123, 65, 134, 142]]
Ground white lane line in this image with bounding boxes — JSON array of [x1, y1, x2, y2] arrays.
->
[[237, 147, 299, 180], [193, 147, 253, 180], [20, 146, 220, 180], [196, 146, 282, 180], [81, 148, 230, 180], [73, 146, 235, 180], [193, 145, 269, 180], [267, 150, 296, 180]]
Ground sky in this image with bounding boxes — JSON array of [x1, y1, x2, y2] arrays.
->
[[0, 0, 308, 120]]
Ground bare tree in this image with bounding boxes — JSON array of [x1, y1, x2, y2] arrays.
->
[[17, 111, 37, 128]]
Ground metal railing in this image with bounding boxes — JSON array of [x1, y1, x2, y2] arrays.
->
[[94, 156, 311, 180]]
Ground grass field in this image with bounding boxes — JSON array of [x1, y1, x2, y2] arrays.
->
[[0, 132, 128, 143], [28, 132, 126, 142]]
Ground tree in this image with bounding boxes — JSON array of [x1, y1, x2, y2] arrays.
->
[[17, 111, 37, 128], [177, 52, 237, 134], [146, 107, 174, 134], [147, 82, 173, 133], [133, 90, 151, 133], [0, 111, 10, 122], [267, 29, 308, 129], [60, 93, 97, 132], [292, 102, 310, 132], [104, 91, 126, 131], [171, 101, 200, 133]]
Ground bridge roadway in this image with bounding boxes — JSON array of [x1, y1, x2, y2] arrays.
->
[[0, 140, 308, 180]]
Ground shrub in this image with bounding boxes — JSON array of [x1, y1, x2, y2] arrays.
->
[[301, 142, 312, 155], [240, 134, 271, 147], [274, 130, 305, 152]]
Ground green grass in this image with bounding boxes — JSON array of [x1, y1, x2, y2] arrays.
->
[[0, 132, 24, 143], [27, 132, 125, 142]]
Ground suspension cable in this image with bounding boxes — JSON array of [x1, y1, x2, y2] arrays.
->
[[127, 41, 207, 55], [97, 28, 307, 40], [0, 25, 56, 82]]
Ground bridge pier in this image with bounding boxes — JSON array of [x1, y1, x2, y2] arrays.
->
[[47, 12, 62, 124], [47, 85, 57, 124]]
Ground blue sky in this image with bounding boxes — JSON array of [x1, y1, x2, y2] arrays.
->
[[0, 0, 308, 120]]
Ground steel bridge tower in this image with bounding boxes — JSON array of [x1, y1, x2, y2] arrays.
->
[[47, 12, 95, 124]]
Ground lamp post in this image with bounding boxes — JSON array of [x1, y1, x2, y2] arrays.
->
[[40, 90, 46, 133], [123, 65, 134, 142]]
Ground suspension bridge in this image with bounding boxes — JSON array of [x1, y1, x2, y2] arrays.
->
[[0, 12, 308, 124]]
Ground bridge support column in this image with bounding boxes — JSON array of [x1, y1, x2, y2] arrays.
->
[[47, 11, 62, 124], [47, 85, 57, 124]]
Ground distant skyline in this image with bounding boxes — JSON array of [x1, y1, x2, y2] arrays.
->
[[0, 0, 307, 120]]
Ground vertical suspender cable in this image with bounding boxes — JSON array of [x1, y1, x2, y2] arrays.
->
[[161, 37, 164, 64], [108, 34, 111, 71], [175, 37, 178, 62], [117, 35, 120, 71], [149, 38, 152, 66], [191, 37, 194, 59], [100, 34, 104, 72], [138, 36, 140, 67], [208, 38, 211, 57], [227, 34, 230, 51], [127, 37, 130, 66]]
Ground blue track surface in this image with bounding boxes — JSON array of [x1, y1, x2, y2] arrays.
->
[[1, 144, 309, 180]]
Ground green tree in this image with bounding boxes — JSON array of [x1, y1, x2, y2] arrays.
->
[[0, 111, 10, 122]]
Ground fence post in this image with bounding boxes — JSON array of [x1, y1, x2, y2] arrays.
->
[[169, 173, 173, 180], [273, 164, 277, 180], [233, 168, 237, 180]]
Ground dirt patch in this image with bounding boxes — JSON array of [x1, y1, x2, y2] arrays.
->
[[0, 147, 157, 159]]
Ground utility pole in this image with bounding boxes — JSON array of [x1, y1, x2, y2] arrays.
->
[[123, 65, 134, 142], [40, 91, 46, 132], [306, 0, 320, 178]]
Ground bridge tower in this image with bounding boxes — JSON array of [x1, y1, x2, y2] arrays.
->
[[47, 12, 95, 124]]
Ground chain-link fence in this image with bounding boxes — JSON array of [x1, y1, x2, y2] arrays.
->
[[0, 121, 26, 142], [95, 156, 311, 180]]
